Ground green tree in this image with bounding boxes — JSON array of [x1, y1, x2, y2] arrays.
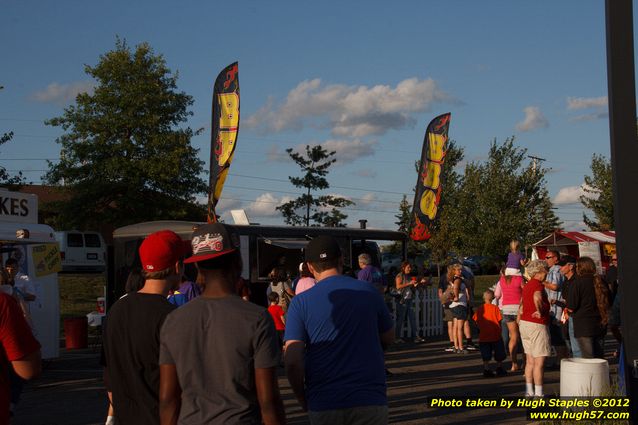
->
[[0, 131, 26, 189], [44, 39, 206, 229], [580, 154, 614, 230], [454, 137, 560, 257], [277, 145, 354, 226]]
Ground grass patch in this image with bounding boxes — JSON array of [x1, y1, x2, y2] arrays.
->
[[59, 273, 106, 321], [474, 274, 499, 303]]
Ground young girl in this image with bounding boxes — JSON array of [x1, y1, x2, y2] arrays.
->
[[267, 292, 286, 347], [505, 240, 526, 276]]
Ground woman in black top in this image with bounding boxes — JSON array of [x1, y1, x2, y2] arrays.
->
[[567, 257, 610, 359]]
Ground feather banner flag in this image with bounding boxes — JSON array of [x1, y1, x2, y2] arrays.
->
[[409, 113, 451, 240], [207, 62, 239, 223]]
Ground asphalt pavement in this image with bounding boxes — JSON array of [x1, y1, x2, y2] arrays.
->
[[12, 339, 620, 425]]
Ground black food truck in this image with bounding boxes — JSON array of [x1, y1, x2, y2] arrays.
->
[[109, 220, 407, 307]]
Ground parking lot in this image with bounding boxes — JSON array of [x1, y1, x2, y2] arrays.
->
[[13, 337, 616, 425]]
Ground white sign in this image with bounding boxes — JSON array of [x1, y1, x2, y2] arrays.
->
[[0, 190, 38, 224], [578, 241, 603, 274]]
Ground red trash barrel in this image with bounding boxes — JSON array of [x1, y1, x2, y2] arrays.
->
[[64, 317, 88, 349]]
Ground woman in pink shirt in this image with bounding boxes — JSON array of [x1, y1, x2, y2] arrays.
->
[[295, 262, 316, 295], [494, 267, 524, 371]]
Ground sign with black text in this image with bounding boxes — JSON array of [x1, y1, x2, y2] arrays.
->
[[0, 190, 38, 224]]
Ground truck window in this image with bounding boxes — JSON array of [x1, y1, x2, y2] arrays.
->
[[84, 234, 102, 248], [67, 233, 84, 247]]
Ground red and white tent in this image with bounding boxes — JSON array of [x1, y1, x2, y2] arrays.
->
[[532, 230, 616, 273]]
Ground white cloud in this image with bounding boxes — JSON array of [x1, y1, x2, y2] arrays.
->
[[31, 81, 96, 105], [516, 106, 549, 132], [246, 193, 291, 217], [270, 139, 377, 164], [322, 139, 376, 163], [566, 96, 608, 122], [567, 96, 608, 110], [553, 186, 585, 205], [553, 184, 597, 205], [358, 193, 377, 205], [246, 77, 457, 137]]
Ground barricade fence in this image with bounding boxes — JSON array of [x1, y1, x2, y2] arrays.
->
[[388, 286, 443, 338]]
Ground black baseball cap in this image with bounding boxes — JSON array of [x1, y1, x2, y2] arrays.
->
[[558, 255, 577, 266], [184, 223, 240, 264], [305, 235, 342, 263]]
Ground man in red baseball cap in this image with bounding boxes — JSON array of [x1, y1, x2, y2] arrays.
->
[[103, 230, 185, 425], [159, 223, 285, 425]]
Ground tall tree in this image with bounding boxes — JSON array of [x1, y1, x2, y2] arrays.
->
[[277, 145, 353, 226], [44, 39, 206, 229], [454, 137, 560, 257], [580, 154, 614, 230]]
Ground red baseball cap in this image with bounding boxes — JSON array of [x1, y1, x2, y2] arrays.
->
[[139, 230, 185, 271]]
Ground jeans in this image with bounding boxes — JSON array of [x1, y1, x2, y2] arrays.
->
[[395, 298, 416, 339], [568, 318, 582, 358], [576, 331, 606, 359]]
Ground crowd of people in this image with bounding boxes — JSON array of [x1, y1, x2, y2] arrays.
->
[[0, 227, 621, 424], [99, 226, 399, 425]]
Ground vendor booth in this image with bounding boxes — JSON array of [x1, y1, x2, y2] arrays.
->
[[531, 230, 616, 274], [0, 189, 61, 359]]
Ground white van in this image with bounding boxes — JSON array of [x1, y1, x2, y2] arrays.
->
[[54, 231, 107, 272]]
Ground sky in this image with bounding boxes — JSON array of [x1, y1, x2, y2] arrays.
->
[[1, 0, 633, 233]]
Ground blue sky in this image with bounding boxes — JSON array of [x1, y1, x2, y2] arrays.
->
[[1, 0, 631, 232]]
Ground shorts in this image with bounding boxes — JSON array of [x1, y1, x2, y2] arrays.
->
[[479, 340, 506, 362], [451, 305, 468, 320], [443, 308, 454, 322], [519, 320, 551, 357], [548, 320, 566, 346], [503, 314, 517, 323]]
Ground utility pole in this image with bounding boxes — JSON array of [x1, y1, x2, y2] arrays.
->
[[606, 0, 638, 416], [527, 155, 546, 175]]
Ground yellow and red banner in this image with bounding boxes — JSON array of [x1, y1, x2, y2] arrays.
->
[[410, 113, 451, 241], [208, 62, 239, 223]]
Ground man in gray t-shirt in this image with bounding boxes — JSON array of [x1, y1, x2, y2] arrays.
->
[[159, 223, 284, 425]]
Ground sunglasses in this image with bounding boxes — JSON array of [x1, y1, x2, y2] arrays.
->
[[545, 256, 555, 259]]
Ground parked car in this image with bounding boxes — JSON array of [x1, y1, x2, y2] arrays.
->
[[464, 255, 503, 275], [381, 252, 402, 275], [54, 231, 107, 273]]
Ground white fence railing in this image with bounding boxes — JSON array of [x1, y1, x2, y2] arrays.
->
[[388, 286, 443, 338]]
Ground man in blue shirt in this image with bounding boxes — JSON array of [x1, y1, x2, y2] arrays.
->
[[543, 250, 567, 365], [284, 236, 394, 425]]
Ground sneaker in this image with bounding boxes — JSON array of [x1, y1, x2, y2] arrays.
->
[[465, 343, 478, 351], [483, 369, 495, 378], [395, 338, 405, 344], [458, 348, 469, 354], [414, 336, 426, 343], [496, 367, 507, 376], [444, 346, 455, 352]]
